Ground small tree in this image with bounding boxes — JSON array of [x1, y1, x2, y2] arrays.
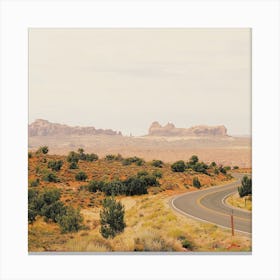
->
[[171, 160, 186, 172], [100, 197, 126, 239], [75, 171, 88, 181], [238, 176, 252, 197], [193, 177, 201, 188], [189, 155, 199, 165]]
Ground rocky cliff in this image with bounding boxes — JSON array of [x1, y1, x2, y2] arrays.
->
[[29, 119, 122, 137], [148, 121, 228, 137]]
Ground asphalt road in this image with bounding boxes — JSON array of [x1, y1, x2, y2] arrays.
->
[[171, 173, 252, 234]]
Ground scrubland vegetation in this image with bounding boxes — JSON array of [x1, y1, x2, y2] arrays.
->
[[28, 146, 251, 252]]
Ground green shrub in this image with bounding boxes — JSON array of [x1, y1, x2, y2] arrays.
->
[[76, 148, 99, 162], [69, 162, 78, 169], [102, 180, 125, 196], [151, 160, 163, 168], [58, 206, 83, 233], [141, 175, 159, 187], [185, 155, 209, 174], [105, 154, 123, 161], [100, 197, 126, 239], [75, 171, 88, 181], [28, 189, 44, 214], [193, 177, 201, 188], [37, 146, 49, 154], [171, 160, 186, 172], [181, 239, 193, 250], [48, 160, 63, 171], [233, 166, 239, 169], [192, 162, 208, 174], [137, 170, 149, 177], [122, 158, 131, 166], [136, 159, 144, 166], [67, 151, 80, 163], [28, 152, 32, 158], [105, 154, 116, 161], [152, 170, 163, 178], [41, 188, 61, 205], [82, 173, 160, 197], [28, 206, 37, 223], [122, 156, 145, 166], [43, 172, 60, 182], [28, 187, 83, 232], [85, 153, 98, 162], [85, 180, 105, 193], [210, 161, 217, 167], [123, 177, 148, 195], [41, 200, 67, 223], [219, 166, 227, 174], [238, 176, 252, 197], [189, 155, 199, 165], [29, 188, 61, 223], [29, 178, 40, 187]]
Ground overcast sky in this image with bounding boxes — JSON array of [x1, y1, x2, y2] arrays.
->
[[29, 28, 251, 136]]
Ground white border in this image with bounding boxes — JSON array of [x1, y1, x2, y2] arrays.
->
[[0, 1, 279, 280]]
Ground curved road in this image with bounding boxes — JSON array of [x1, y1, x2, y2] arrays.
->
[[171, 173, 252, 234]]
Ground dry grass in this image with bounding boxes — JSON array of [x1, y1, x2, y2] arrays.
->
[[226, 192, 252, 211]]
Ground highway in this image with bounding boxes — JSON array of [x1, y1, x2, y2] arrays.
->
[[171, 173, 252, 234]]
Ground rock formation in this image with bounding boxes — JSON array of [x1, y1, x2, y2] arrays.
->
[[148, 121, 227, 137], [28, 119, 122, 137]]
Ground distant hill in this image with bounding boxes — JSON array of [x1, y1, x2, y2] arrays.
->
[[28, 120, 251, 167], [28, 119, 122, 137], [148, 121, 228, 137]]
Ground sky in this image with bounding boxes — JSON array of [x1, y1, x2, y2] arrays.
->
[[29, 28, 251, 136]]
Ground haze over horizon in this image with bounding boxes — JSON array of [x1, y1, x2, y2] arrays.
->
[[29, 28, 251, 136]]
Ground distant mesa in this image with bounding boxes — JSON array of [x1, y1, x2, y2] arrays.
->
[[148, 121, 228, 137], [29, 119, 122, 137]]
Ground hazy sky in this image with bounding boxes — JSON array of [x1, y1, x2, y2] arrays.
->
[[29, 28, 251, 136]]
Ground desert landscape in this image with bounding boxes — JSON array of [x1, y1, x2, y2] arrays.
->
[[28, 119, 251, 252], [28, 28, 251, 253], [29, 119, 251, 167]]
